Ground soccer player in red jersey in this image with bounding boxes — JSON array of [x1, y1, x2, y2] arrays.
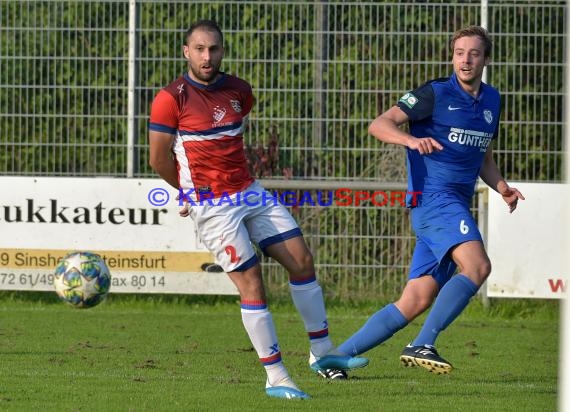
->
[[148, 20, 367, 399]]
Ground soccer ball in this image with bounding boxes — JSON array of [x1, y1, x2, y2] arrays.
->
[[53, 251, 111, 308]]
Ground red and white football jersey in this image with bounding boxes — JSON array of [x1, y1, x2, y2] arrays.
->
[[149, 72, 255, 200]]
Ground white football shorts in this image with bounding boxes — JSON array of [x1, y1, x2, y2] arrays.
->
[[187, 180, 302, 272]]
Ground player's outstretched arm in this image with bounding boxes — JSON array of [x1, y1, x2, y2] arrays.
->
[[479, 147, 525, 213], [368, 106, 443, 155]]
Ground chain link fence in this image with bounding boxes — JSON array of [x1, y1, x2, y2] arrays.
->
[[0, 0, 565, 300]]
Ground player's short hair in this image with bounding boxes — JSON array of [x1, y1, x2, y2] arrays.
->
[[185, 20, 223, 46], [450, 25, 492, 58]]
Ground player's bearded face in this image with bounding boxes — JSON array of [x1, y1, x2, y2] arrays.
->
[[184, 29, 224, 85], [452, 36, 489, 87]]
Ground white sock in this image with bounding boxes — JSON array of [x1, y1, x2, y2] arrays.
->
[[264, 365, 297, 389], [289, 278, 334, 357], [240, 300, 290, 386]]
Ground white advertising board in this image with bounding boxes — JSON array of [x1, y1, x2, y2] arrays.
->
[[0, 177, 237, 295], [486, 182, 568, 299]]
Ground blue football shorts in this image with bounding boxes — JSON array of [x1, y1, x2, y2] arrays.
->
[[408, 194, 482, 288]]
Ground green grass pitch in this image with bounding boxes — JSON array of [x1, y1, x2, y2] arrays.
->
[[0, 293, 559, 411]]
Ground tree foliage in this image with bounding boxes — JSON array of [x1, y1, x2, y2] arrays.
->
[[1, 1, 563, 181]]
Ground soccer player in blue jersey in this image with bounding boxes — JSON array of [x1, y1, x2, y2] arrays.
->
[[327, 26, 524, 375]]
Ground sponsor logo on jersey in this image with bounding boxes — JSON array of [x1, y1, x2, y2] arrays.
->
[[399, 92, 418, 109], [212, 105, 227, 123], [448, 127, 493, 152], [177, 84, 184, 94]]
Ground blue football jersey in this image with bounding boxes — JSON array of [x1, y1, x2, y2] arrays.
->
[[397, 73, 501, 206]]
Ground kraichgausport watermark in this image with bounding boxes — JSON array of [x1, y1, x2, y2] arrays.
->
[[147, 187, 420, 208], [147, 188, 170, 206]]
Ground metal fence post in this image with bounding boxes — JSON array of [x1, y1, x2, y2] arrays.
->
[[478, 184, 490, 308], [127, 0, 138, 177]]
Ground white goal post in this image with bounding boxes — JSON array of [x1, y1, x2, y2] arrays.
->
[[559, 11, 570, 410]]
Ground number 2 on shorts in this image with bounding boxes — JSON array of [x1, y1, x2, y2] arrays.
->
[[225, 245, 241, 264]]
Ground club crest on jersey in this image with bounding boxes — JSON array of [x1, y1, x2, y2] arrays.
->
[[399, 92, 418, 109], [212, 105, 227, 123], [484, 109, 493, 124], [230, 99, 242, 113]]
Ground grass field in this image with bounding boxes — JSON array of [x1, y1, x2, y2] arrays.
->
[[0, 293, 559, 412]]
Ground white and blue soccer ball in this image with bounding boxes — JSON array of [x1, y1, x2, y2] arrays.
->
[[53, 251, 111, 308]]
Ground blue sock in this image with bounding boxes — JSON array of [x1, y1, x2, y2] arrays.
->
[[412, 274, 479, 347], [338, 303, 408, 356]]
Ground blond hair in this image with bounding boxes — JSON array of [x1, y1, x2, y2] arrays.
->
[[450, 26, 492, 57]]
